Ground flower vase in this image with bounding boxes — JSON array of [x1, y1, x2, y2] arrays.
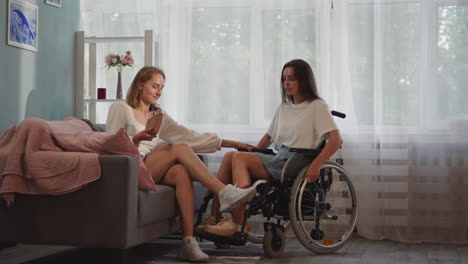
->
[[116, 71, 123, 99]]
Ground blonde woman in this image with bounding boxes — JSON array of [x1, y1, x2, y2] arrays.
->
[[106, 66, 256, 262]]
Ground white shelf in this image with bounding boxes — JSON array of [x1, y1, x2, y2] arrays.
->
[[75, 30, 155, 123], [84, 99, 126, 103], [85, 36, 145, 43]]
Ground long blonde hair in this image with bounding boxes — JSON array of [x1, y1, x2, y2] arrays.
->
[[126, 66, 165, 111]]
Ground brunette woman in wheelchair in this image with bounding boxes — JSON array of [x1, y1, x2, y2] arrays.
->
[[195, 59, 358, 257]]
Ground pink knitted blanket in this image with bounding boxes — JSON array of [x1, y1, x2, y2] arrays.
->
[[0, 117, 156, 206]]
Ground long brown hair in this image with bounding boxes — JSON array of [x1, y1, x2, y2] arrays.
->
[[126, 66, 166, 111], [280, 59, 321, 103]]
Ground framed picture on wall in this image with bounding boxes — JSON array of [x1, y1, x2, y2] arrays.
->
[[7, 0, 38, 52], [45, 0, 61, 8]]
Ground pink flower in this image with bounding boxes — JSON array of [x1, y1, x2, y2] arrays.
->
[[105, 51, 134, 70], [105, 54, 115, 64]]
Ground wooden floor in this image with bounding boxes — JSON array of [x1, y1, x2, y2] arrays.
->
[[1, 236, 467, 264]]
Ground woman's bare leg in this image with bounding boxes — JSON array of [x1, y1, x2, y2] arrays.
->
[[144, 143, 224, 193], [211, 151, 236, 221], [230, 152, 270, 224], [159, 164, 194, 236]]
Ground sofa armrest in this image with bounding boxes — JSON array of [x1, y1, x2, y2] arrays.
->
[[93, 155, 139, 246]]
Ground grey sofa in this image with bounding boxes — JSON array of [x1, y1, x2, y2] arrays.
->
[[0, 153, 207, 249]]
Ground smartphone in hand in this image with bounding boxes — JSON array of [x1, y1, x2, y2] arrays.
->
[[145, 113, 163, 135]]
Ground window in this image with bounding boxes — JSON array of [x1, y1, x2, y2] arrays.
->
[[187, 7, 251, 125], [262, 9, 317, 120], [436, 3, 468, 121], [347, 1, 421, 127], [181, 1, 321, 131], [347, 0, 468, 130]]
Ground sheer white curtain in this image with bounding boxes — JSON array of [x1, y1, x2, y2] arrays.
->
[[156, 0, 334, 174], [335, 0, 468, 243], [80, 0, 468, 243], [158, 0, 332, 130]]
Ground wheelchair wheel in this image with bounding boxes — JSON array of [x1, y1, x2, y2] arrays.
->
[[289, 161, 358, 254], [262, 227, 286, 258]]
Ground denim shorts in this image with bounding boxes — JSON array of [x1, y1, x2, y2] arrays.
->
[[254, 146, 295, 181]]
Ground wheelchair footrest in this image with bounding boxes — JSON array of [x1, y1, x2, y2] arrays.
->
[[195, 231, 248, 246]]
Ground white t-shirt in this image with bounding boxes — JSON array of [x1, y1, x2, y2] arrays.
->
[[267, 99, 338, 150], [106, 102, 222, 155]]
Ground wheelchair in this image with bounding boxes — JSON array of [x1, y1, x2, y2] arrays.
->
[[195, 111, 358, 257]]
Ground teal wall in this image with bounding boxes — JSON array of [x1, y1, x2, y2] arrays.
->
[[0, 0, 79, 132]]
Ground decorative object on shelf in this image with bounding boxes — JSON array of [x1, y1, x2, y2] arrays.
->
[[8, 0, 38, 52], [45, 0, 61, 8], [105, 51, 135, 99], [97, 88, 106, 99], [116, 71, 122, 99]]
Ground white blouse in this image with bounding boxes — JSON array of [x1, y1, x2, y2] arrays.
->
[[106, 102, 222, 155]]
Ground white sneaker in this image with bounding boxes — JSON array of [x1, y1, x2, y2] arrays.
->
[[176, 236, 209, 262], [218, 184, 256, 212]]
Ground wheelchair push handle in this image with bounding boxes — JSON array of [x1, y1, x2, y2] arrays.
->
[[236, 147, 275, 155], [331, 110, 346, 119]]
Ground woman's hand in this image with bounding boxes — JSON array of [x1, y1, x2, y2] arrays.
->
[[303, 130, 343, 183], [305, 161, 321, 183], [221, 139, 255, 150], [236, 141, 256, 150], [133, 129, 157, 145]]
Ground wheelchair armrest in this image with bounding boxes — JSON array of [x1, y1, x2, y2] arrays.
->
[[289, 148, 322, 155], [236, 148, 275, 155]]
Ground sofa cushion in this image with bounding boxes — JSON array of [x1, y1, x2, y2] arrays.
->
[[80, 119, 105, 132], [138, 182, 207, 227], [138, 185, 175, 227]]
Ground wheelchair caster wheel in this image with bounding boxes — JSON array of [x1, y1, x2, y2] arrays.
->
[[263, 227, 285, 258], [215, 243, 231, 249]]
